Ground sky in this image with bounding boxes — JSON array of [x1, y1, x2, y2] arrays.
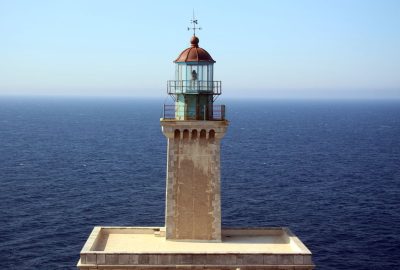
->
[[1, 0, 400, 99]]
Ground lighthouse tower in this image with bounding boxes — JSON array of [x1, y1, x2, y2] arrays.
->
[[77, 17, 314, 270], [161, 25, 228, 241]]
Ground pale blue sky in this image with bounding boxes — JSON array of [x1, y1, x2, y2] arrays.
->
[[1, 0, 399, 99]]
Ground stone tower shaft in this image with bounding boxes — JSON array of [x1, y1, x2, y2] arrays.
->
[[161, 121, 228, 241]]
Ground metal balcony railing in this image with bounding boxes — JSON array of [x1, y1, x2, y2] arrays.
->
[[167, 80, 222, 95], [162, 104, 226, 121]]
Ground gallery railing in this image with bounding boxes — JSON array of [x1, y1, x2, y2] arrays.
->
[[167, 80, 222, 95]]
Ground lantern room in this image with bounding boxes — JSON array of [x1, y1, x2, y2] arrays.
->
[[174, 35, 215, 83], [164, 35, 224, 121]]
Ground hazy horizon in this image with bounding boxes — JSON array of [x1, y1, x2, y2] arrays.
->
[[1, 92, 400, 101]]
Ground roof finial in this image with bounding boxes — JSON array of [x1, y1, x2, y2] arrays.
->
[[187, 9, 201, 36]]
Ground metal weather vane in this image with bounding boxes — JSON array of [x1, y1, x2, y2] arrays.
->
[[188, 10, 201, 36]]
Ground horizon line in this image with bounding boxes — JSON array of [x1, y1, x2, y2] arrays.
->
[[1, 93, 400, 101]]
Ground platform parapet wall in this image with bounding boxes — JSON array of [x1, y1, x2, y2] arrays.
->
[[77, 227, 315, 270]]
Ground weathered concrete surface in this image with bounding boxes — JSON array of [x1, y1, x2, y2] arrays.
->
[[77, 227, 315, 270], [161, 120, 228, 241]]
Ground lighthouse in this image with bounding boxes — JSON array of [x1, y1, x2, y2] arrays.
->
[[160, 24, 228, 241], [77, 17, 314, 270]]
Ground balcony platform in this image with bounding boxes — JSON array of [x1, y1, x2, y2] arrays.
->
[[78, 227, 314, 269]]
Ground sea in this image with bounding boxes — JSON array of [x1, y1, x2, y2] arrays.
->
[[0, 97, 399, 270]]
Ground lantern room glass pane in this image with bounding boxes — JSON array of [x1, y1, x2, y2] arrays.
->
[[175, 64, 214, 81]]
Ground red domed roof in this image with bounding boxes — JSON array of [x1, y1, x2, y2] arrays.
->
[[174, 35, 215, 63]]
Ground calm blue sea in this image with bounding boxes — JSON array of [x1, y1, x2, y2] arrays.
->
[[0, 97, 399, 269]]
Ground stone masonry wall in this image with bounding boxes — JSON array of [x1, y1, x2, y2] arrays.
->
[[161, 121, 228, 241]]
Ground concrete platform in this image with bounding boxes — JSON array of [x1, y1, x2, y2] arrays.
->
[[78, 227, 314, 269]]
